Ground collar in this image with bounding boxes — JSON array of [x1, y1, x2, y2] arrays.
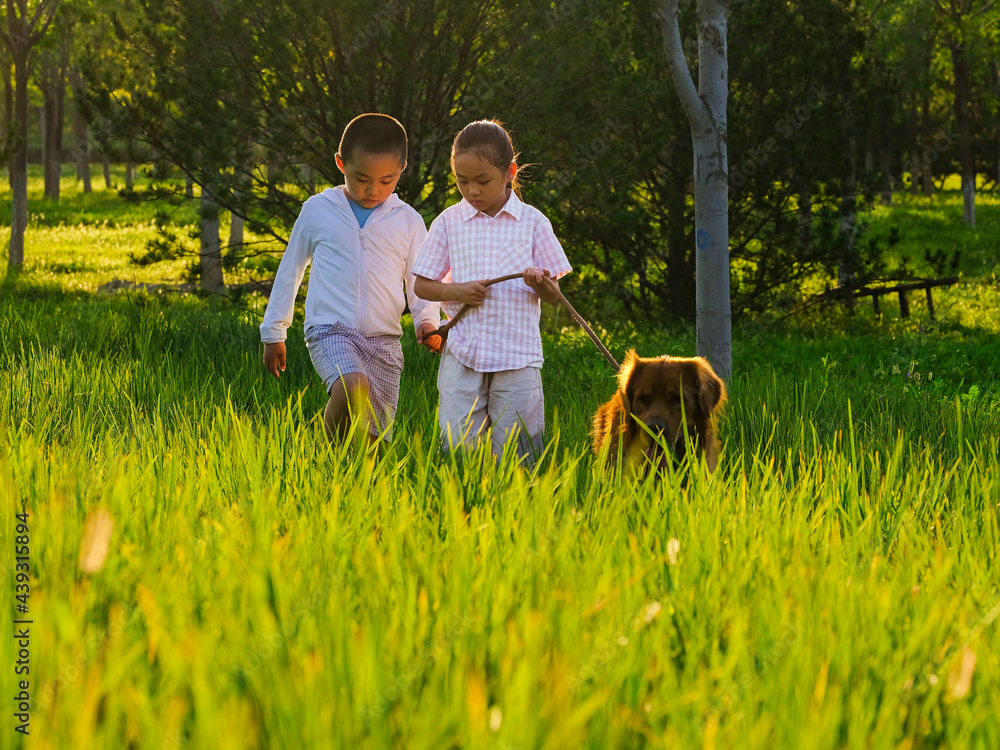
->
[[459, 191, 523, 222]]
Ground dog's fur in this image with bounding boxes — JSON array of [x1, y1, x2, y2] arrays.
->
[[591, 350, 727, 473]]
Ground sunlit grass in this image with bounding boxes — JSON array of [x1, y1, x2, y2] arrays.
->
[[862, 187, 1000, 279], [1, 173, 999, 748]]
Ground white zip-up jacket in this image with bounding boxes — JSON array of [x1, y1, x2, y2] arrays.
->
[[260, 186, 441, 343]]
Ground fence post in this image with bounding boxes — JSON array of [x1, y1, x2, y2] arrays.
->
[[898, 290, 910, 318]]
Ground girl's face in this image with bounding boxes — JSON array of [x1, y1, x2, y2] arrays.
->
[[453, 151, 515, 217]]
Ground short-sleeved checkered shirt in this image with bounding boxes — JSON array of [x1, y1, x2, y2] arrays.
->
[[413, 193, 572, 372]]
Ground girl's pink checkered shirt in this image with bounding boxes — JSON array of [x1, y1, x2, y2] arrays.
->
[[413, 193, 572, 372]]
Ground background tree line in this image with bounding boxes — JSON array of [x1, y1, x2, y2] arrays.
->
[[3, 0, 995, 320]]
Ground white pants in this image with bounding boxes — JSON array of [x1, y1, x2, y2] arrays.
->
[[437, 348, 544, 464]]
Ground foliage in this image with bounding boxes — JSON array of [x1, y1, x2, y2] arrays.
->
[[81, 0, 513, 236]]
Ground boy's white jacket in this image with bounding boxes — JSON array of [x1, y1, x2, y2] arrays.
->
[[260, 186, 441, 343]]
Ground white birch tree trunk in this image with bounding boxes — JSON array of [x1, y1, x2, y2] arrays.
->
[[227, 212, 244, 256], [200, 182, 224, 290], [656, 0, 732, 380]]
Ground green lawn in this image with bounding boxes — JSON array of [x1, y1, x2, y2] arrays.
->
[[2, 169, 998, 749]]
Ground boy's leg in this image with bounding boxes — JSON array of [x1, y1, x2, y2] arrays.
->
[[487, 367, 544, 465], [324, 372, 376, 444], [307, 323, 400, 447], [437, 348, 489, 452]]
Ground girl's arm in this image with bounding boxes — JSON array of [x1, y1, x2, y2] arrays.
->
[[414, 275, 489, 307], [523, 267, 561, 305]]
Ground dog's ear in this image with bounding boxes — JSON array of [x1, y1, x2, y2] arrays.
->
[[618, 350, 644, 430], [617, 349, 639, 393], [694, 357, 726, 416]]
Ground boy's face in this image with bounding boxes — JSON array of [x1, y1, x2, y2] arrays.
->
[[336, 151, 405, 208]]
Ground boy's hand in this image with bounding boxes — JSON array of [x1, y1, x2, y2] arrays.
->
[[263, 342, 287, 380], [454, 280, 488, 307], [416, 322, 443, 354], [523, 267, 560, 304]]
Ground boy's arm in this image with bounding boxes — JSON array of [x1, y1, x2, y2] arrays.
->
[[263, 342, 286, 380], [403, 220, 443, 350], [260, 203, 315, 374]]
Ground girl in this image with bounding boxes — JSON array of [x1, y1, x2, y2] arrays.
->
[[413, 119, 572, 464]]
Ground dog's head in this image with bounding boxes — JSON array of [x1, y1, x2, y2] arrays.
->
[[617, 349, 727, 468]]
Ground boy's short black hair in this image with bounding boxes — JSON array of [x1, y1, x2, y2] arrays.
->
[[338, 113, 408, 165]]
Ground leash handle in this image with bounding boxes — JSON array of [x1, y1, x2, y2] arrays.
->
[[427, 272, 620, 373]]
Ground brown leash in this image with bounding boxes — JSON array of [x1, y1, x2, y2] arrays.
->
[[428, 273, 621, 372]]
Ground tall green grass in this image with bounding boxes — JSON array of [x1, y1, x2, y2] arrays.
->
[[1, 174, 999, 748]]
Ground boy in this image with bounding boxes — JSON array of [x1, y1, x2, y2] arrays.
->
[[261, 113, 441, 443]]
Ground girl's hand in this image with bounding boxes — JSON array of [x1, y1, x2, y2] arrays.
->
[[455, 280, 489, 306], [263, 342, 287, 379], [523, 267, 560, 303]]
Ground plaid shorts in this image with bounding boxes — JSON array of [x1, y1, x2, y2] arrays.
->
[[305, 322, 404, 438]]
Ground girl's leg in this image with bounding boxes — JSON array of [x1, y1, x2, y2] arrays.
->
[[487, 367, 544, 465], [324, 372, 376, 445], [437, 348, 489, 452]]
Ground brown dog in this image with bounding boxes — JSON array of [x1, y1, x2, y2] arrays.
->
[[591, 350, 727, 473]]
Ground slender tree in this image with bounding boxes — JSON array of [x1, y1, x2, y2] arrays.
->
[[38, 26, 69, 201], [3, 0, 60, 268], [656, 0, 732, 379], [934, 0, 1000, 227]]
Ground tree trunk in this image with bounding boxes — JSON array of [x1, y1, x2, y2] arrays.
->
[[54, 43, 66, 199], [909, 95, 920, 196], [920, 92, 934, 197], [839, 91, 857, 286], [2, 59, 11, 147], [200, 182, 224, 290], [797, 182, 813, 256], [102, 153, 112, 189], [657, 0, 732, 380], [74, 111, 92, 193], [879, 115, 892, 205], [185, 174, 194, 198], [70, 69, 91, 193], [125, 159, 134, 189], [41, 62, 63, 201], [992, 61, 1000, 195], [228, 212, 244, 256], [8, 42, 30, 268], [948, 36, 975, 226]]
